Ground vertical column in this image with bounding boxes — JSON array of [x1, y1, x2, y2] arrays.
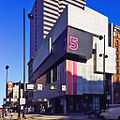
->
[[63, 97, 67, 114]]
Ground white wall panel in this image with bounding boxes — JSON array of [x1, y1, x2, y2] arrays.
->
[[96, 41, 116, 73], [68, 5, 108, 45], [77, 60, 103, 95]]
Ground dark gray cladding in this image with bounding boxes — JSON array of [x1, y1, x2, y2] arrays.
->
[[33, 27, 93, 81], [67, 27, 93, 60], [33, 28, 67, 80]]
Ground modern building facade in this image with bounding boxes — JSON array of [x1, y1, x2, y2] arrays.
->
[[30, 0, 86, 58], [113, 25, 120, 104], [28, 4, 116, 113]]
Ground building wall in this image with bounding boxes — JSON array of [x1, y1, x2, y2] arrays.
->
[[30, 0, 43, 58], [34, 59, 103, 101], [30, 0, 86, 58], [43, 0, 59, 39], [32, 5, 115, 82], [31, 5, 116, 105], [61, 60, 104, 96]]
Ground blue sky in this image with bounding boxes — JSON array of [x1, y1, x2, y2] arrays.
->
[[0, 0, 34, 107], [0, 0, 120, 107]]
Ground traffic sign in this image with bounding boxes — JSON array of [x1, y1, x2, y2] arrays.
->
[[20, 98, 25, 105], [62, 85, 66, 91], [37, 84, 42, 90], [27, 84, 34, 90]]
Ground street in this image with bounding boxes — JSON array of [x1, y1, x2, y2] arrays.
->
[[1, 112, 99, 120]]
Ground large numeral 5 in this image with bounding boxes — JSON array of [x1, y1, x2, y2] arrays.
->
[[69, 36, 79, 50]]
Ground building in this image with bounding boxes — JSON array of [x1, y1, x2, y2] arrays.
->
[[28, 5, 116, 113], [30, 0, 86, 58], [4, 82, 19, 109], [113, 25, 120, 104]]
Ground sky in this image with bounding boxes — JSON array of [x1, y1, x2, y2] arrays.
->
[[0, 0, 120, 107]]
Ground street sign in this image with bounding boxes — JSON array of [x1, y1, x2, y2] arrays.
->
[[37, 84, 42, 90], [20, 98, 25, 105], [62, 85, 66, 91], [21, 106, 24, 110], [27, 84, 34, 90]]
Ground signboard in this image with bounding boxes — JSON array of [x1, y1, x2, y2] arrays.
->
[[27, 84, 34, 90], [13, 84, 19, 99], [20, 98, 25, 105], [50, 85, 57, 90], [37, 84, 43, 90], [7, 82, 13, 97], [62, 85, 66, 91], [21, 106, 24, 110], [67, 27, 93, 60]]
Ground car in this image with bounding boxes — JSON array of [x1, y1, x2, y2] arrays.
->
[[100, 106, 120, 120], [28, 107, 35, 114]]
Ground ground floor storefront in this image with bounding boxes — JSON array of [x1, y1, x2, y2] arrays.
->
[[50, 95, 105, 114]]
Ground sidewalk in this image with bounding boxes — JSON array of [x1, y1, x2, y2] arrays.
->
[[1, 112, 98, 120]]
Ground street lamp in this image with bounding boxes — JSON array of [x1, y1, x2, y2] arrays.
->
[[23, 8, 33, 90], [22, 8, 33, 118], [99, 35, 108, 109], [5, 65, 9, 99]]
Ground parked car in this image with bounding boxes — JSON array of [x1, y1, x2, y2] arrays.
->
[[28, 107, 35, 114], [100, 106, 120, 120]]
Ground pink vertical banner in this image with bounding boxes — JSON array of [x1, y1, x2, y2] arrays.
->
[[73, 61, 77, 95], [68, 60, 72, 95]]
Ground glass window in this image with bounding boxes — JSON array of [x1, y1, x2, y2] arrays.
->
[[117, 70, 119, 75], [46, 71, 51, 84], [116, 55, 119, 60], [53, 67, 57, 82], [116, 33, 118, 37], [117, 62, 119, 67], [116, 40, 118, 46], [93, 96, 100, 111], [117, 76, 119, 82], [116, 48, 119, 52]]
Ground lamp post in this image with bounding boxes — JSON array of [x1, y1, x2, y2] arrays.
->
[[99, 35, 108, 109], [22, 8, 33, 118], [5, 65, 9, 99]]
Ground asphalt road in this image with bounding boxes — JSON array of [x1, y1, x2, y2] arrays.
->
[[1, 112, 99, 120]]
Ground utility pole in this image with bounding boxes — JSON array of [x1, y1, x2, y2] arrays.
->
[[5, 65, 9, 99], [23, 8, 26, 118], [22, 8, 33, 118], [103, 35, 106, 109]]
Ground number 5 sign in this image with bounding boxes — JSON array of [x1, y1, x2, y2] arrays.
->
[[69, 36, 79, 50]]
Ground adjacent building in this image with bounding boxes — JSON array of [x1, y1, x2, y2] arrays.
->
[[113, 25, 120, 104], [4, 82, 19, 109], [28, 4, 116, 113]]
